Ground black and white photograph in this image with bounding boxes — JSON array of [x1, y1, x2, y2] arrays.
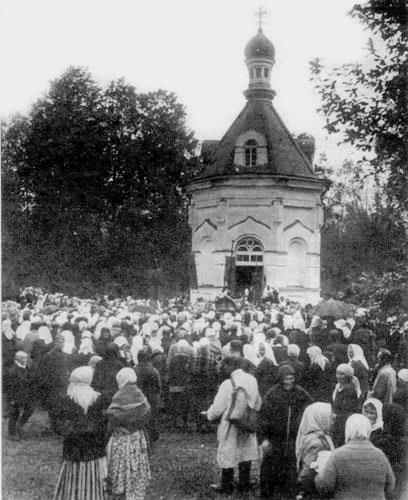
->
[[1, 0, 407, 498]]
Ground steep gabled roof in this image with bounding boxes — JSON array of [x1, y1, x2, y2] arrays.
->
[[199, 99, 318, 180]]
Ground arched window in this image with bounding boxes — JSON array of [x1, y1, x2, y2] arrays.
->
[[235, 237, 263, 266], [244, 139, 257, 167]]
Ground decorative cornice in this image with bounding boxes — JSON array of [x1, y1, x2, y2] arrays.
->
[[194, 218, 218, 233], [228, 215, 271, 231], [283, 219, 314, 233]]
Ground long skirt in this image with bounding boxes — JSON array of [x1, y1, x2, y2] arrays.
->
[[107, 430, 151, 500], [53, 456, 107, 500]]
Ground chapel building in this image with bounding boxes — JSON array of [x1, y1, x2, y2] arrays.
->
[[187, 27, 325, 304]]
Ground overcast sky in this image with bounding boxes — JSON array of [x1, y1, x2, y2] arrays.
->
[[1, 0, 368, 165]]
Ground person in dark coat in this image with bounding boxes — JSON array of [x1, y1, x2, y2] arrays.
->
[[53, 366, 109, 499], [326, 329, 348, 367], [5, 351, 35, 440], [348, 343, 370, 401], [259, 364, 313, 498], [167, 340, 192, 429], [254, 342, 278, 398], [393, 369, 408, 411], [303, 346, 333, 403], [382, 403, 408, 500], [91, 343, 125, 403], [94, 327, 111, 357], [284, 344, 305, 383], [332, 363, 359, 447], [135, 350, 161, 443], [37, 333, 76, 431]]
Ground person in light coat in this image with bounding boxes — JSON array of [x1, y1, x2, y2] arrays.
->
[[203, 356, 261, 494]]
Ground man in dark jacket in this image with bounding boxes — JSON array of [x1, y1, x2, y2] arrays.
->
[[5, 351, 35, 439]]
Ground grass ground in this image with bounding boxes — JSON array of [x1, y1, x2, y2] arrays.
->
[[2, 410, 262, 500]]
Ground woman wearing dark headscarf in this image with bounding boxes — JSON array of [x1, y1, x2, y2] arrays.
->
[[259, 364, 313, 498], [382, 403, 408, 500], [92, 343, 125, 403], [53, 367, 108, 500], [332, 363, 359, 447], [106, 367, 151, 500], [95, 327, 112, 357]]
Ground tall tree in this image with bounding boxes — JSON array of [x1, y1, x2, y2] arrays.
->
[[2, 67, 198, 297], [310, 0, 408, 215]]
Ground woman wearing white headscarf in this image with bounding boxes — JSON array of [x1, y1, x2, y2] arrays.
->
[[254, 341, 278, 397], [363, 397, 384, 450], [53, 367, 108, 500], [295, 402, 334, 498], [303, 346, 333, 402], [315, 414, 395, 500], [348, 343, 369, 399], [106, 367, 151, 500]]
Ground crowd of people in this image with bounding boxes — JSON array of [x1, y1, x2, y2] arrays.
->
[[2, 288, 408, 499]]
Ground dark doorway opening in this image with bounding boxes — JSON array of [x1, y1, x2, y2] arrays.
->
[[235, 266, 264, 302]]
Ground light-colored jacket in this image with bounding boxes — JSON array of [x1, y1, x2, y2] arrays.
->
[[315, 439, 395, 500], [207, 369, 261, 468]]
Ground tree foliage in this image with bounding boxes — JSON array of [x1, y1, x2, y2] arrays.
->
[[310, 0, 408, 214], [2, 67, 198, 298]]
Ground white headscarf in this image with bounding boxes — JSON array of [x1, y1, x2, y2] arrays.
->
[[67, 366, 99, 414], [348, 344, 369, 370], [295, 402, 334, 471], [116, 367, 137, 389], [79, 338, 94, 355], [2, 319, 14, 340], [255, 341, 277, 365], [345, 414, 371, 442], [288, 344, 301, 358], [243, 344, 260, 367], [38, 325, 53, 345], [15, 323, 30, 341], [307, 345, 329, 370], [363, 398, 383, 432], [61, 330, 76, 354]]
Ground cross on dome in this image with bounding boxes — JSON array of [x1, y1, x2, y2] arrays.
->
[[255, 6, 267, 32]]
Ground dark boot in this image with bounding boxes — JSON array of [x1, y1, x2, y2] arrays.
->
[[238, 461, 251, 491], [210, 468, 234, 493]]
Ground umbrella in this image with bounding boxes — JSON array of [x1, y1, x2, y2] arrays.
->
[[312, 298, 355, 320]]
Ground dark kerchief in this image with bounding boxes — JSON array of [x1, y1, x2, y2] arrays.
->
[[107, 383, 150, 431]]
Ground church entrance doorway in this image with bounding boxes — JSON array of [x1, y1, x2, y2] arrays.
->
[[234, 236, 264, 301]]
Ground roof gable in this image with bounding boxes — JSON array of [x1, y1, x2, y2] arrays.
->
[[199, 99, 318, 179]]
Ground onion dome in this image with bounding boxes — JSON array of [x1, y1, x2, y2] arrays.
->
[[244, 28, 275, 61]]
